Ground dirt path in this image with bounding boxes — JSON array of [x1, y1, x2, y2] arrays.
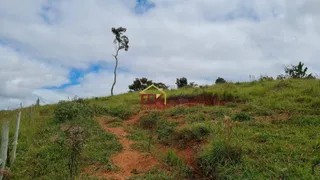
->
[[88, 115, 161, 180]]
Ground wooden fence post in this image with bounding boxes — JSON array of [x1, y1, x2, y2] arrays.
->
[[0, 121, 9, 180], [11, 104, 22, 165]]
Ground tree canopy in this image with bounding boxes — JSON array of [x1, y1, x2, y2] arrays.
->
[[128, 78, 168, 92], [176, 77, 188, 88], [284, 62, 315, 79], [215, 77, 226, 84]]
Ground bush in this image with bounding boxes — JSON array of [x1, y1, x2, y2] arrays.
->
[[290, 116, 320, 126], [197, 140, 243, 179], [215, 77, 227, 84], [173, 122, 212, 146], [156, 119, 178, 145], [61, 124, 89, 179], [232, 112, 252, 122], [221, 91, 235, 101], [53, 100, 93, 123], [90, 104, 134, 120], [139, 111, 162, 129], [259, 75, 274, 81]]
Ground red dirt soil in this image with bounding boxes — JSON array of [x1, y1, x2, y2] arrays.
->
[[83, 116, 162, 180], [82, 103, 221, 179]]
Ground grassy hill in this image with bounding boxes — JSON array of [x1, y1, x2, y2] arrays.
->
[[0, 78, 319, 179]]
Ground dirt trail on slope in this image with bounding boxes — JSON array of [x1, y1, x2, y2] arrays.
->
[[90, 115, 161, 180]]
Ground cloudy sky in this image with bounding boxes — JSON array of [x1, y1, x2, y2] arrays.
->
[[1, 0, 320, 109]]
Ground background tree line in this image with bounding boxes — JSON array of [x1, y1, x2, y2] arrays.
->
[[127, 62, 317, 92]]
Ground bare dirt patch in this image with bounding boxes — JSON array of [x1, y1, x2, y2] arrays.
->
[[83, 116, 162, 180]]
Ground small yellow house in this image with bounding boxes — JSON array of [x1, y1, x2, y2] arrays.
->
[[139, 84, 167, 105]]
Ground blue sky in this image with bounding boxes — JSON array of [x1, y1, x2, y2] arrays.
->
[[135, 0, 155, 14], [43, 63, 130, 90], [0, 0, 319, 109]]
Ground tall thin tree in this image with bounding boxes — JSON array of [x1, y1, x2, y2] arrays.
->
[[110, 27, 129, 96]]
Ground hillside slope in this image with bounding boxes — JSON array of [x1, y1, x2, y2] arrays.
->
[[0, 79, 319, 179]]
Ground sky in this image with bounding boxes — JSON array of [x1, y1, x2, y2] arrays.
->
[[1, 0, 320, 109]]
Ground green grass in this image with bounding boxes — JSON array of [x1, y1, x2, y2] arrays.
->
[[0, 101, 122, 179], [165, 149, 193, 178], [173, 122, 213, 147], [0, 78, 319, 179]]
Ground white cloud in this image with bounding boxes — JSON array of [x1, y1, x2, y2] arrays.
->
[[0, 0, 320, 109], [0, 45, 69, 108]]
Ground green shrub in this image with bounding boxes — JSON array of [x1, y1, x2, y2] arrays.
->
[[173, 122, 212, 146], [197, 140, 243, 179], [106, 105, 135, 120], [53, 100, 93, 123], [232, 112, 252, 122], [90, 104, 109, 115], [290, 116, 320, 126], [259, 75, 274, 81], [208, 108, 230, 119], [90, 104, 134, 120], [221, 91, 235, 101], [156, 119, 178, 145], [139, 111, 162, 129]]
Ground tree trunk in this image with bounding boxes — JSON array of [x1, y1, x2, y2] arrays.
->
[[111, 48, 120, 96]]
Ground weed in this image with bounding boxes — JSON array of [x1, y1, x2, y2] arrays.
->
[[139, 112, 162, 129], [290, 116, 320, 126], [61, 124, 89, 180], [221, 91, 236, 101], [166, 149, 192, 178], [90, 104, 135, 120], [197, 139, 243, 179], [232, 112, 252, 122], [173, 122, 212, 146], [156, 119, 178, 145]]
